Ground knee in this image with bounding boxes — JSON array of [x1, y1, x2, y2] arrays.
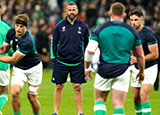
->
[[56, 84, 64, 91], [140, 92, 148, 103], [11, 90, 20, 99], [132, 95, 141, 104], [73, 84, 81, 92], [27, 94, 37, 104]]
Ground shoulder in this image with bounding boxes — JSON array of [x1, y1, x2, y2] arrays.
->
[[0, 20, 10, 30], [21, 31, 34, 46], [141, 27, 155, 37], [6, 28, 16, 39], [56, 19, 66, 27]]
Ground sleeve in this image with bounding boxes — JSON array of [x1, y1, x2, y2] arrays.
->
[[133, 30, 142, 47], [90, 26, 101, 42], [50, 25, 59, 61], [84, 24, 90, 50], [146, 32, 158, 45], [18, 40, 33, 54], [5, 28, 15, 44]]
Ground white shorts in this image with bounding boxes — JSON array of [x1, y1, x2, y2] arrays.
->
[[0, 69, 10, 86], [11, 62, 43, 87], [131, 64, 157, 87], [94, 67, 130, 92]]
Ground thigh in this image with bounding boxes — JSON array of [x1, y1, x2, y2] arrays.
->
[[112, 67, 130, 92], [94, 88, 109, 102], [52, 61, 69, 84], [70, 63, 86, 84], [27, 62, 43, 86], [11, 67, 27, 88], [0, 69, 10, 86]]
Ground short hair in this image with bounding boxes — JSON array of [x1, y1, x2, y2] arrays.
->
[[129, 9, 144, 17], [66, 2, 78, 9], [15, 14, 29, 27], [110, 2, 125, 16]]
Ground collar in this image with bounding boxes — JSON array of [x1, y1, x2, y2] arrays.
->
[[65, 17, 78, 25]]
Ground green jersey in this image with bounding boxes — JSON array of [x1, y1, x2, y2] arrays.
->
[[0, 19, 12, 70]]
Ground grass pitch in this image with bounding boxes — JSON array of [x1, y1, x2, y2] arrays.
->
[[2, 70, 160, 115]]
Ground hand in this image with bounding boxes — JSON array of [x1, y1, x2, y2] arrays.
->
[[85, 69, 92, 80], [0, 45, 5, 54], [130, 56, 137, 64], [136, 71, 144, 83]]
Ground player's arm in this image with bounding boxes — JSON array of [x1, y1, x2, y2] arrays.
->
[[84, 40, 98, 80], [145, 43, 159, 61], [0, 50, 24, 64], [0, 42, 11, 54], [134, 45, 145, 82]]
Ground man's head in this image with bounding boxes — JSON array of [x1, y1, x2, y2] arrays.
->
[[108, 2, 126, 19], [66, 2, 78, 21], [15, 14, 29, 37], [129, 9, 144, 30]]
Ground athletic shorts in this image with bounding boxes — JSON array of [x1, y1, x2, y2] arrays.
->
[[11, 62, 43, 87], [131, 64, 157, 87], [52, 60, 87, 84], [0, 69, 10, 86], [94, 67, 130, 92]]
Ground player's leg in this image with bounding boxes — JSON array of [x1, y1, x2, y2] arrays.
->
[[51, 61, 69, 114], [140, 64, 157, 115], [27, 62, 42, 115], [0, 69, 10, 112], [70, 63, 86, 115], [11, 67, 26, 115], [140, 84, 152, 115], [94, 88, 108, 115], [131, 66, 142, 115], [54, 84, 64, 114], [93, 73, 111, 115], [27, 85, 41, 115], [11, 85, 22, 114], [72, 83, 82, 114], [131, 87, 142, 115], [112, 89, 127, 115], [112, 67, 130, 115], [0, 86, 9, 111]]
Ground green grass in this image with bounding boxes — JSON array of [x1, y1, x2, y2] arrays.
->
[[2, 71, 160, 115]]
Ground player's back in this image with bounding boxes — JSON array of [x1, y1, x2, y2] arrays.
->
[[93, 21, 140, 64]]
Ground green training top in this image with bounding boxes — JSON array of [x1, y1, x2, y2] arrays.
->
[[0, 19, 12, 70]]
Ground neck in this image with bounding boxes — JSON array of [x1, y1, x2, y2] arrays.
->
[[110, 16, 124, 22], [137, 25, 143, 32], [67, 17, 77, 25]]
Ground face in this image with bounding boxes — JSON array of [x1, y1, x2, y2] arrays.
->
[[66, 5, 78, 21], [15, 24, 27, 37], [129, 15, 143, 30]]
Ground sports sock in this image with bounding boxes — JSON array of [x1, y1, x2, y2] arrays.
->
[[33, 113, 40, 115], [113, 108, 124, 115], [142, 102, 151, 115], [134, 104, 142, 115], [0, 94, 8, 110], [94, 101, 106, 115], [13, 112, 21, 115]]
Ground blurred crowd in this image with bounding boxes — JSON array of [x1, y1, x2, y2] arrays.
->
[[0, 0, 160, 69]]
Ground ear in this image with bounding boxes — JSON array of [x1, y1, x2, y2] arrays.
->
[[123, 12, 127, 18], [108, 11, 111, 16]]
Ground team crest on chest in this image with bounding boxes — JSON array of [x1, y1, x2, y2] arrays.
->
[[78, 27, 81, 34], [62, 26, 66, 32]]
